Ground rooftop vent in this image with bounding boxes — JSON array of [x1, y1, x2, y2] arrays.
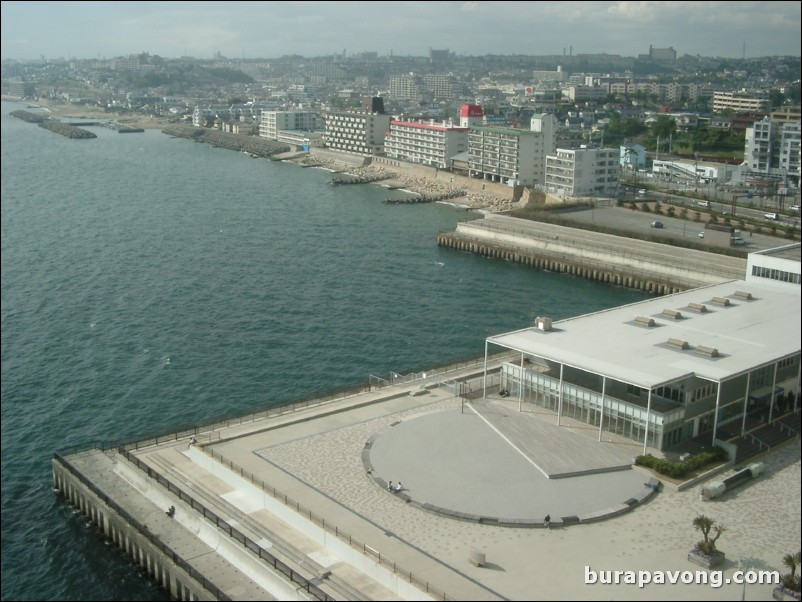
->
[[635, 316, 655, 327], [734, 290, 753, 300], [667, 338, 690, 350], [696, 345, 720, 358], [711, 297, 731, 307], [662, 308, 683, 320], [688, 302, 708, 313], [535, 316, 552, 331]]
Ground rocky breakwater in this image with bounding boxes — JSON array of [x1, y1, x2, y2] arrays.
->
[[330, 165, 397, 185], [161, 124, 291, 158], [11, 109, 97, 139], [10, 110, 49, 123]]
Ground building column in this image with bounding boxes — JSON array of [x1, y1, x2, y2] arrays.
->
[[768, 362, 779, 423], [556, 364, 565, 426], [711, 383, 722, 444], [598, 377, 607, 442], [642, 390, 653, 455], [741, 372, 752, 436]]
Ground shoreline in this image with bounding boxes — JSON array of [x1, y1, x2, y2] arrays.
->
[[6, 97, 513, 212], [281, 152, 515, 212]]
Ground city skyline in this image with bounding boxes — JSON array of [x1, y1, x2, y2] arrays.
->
[[1, 1, 800, 62]]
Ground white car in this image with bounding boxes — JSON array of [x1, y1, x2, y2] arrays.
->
[[698, 231, 705, 238], [697, 200, 709, 208], [764, 212, 779, 220], [790, 205, 800, 213]]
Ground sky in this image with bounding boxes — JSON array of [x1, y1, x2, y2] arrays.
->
[[1, 1, 800, 61]]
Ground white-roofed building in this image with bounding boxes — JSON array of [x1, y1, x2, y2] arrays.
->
[[483, 245, 801, 453]]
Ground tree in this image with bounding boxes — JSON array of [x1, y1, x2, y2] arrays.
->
[[651, 115, 676, 141], [781, 551, 801, 593], [693, 515, 726, 556]]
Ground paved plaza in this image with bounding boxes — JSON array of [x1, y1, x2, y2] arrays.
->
[[207, 381, 801, 600]]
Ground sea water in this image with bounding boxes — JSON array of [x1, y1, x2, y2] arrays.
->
[[0, 100, 649, 600]]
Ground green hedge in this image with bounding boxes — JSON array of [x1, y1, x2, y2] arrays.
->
[[635, 446, 728, 479]]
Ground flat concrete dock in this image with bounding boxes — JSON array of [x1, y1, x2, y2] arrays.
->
[[55, 364, 801, 601]]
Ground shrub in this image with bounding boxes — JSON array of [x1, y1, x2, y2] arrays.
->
[[635, 447, 727, 478]]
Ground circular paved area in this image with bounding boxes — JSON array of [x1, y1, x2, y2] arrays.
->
[[364, 403, 656, 525]]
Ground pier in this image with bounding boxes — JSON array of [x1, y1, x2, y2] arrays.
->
[[438, 214, 746, 294], [50, 340, 801, 601]]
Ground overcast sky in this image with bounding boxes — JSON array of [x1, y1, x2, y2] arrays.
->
[[2, 1, 800, 61]]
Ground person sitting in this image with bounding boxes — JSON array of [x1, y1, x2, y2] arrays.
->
[[394, 482, 403, 492], [387, 481, 393, 491]]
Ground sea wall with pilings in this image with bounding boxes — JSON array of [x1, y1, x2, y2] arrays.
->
[[438, 215, 747, 295], [52, 452, 221, 601]]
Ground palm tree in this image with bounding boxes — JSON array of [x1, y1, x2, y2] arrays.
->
[[781, 551, 801, 593], [693, 515, 726, 556]]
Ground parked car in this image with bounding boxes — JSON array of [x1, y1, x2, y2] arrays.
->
[[731, 237, 746, 246], [698, 231, 705, 238], [638, 189, 646, 195], [764, 212, 779, 220], [650, 221, 664, 228], [697, 200, 710, 208], [790, 205, 800, 213]]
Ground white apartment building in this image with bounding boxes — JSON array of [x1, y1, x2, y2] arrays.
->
[[384, 120, 469, 168], [563, 85, 608, 103], [744, 117, 802, 187], [468, 126, 551, 187], [545, 147, 620, 197], [259, 111, 323, 140], [530, 114, 558, 183], [324, 111, 393, 156], [779, 122, 801, 187], [713, 91, 770, 114], [192, 105, 243, 127]]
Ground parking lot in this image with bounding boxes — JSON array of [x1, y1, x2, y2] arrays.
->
[[558, 204, 792, 253]]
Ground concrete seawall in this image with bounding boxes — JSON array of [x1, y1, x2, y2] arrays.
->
[[439, 215, 747, 294], [51, 356, 514, 601]]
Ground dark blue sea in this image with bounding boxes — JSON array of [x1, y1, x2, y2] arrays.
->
[[0, 100, 649, 601]]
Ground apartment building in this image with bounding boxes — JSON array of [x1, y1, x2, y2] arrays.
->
[[384, 120, 469, 168], [744, 117, 802, 186], [389, 75, 422, 101], [544, 147, 620, 197], [468, 126, 552, 187], [324, 111, 393, 156], [779, 122, 801, 187], [259, 111, 323, 140], [713, 91, 770, 114]]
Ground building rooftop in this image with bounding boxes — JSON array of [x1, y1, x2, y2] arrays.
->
[[487, 279, 801, 389]]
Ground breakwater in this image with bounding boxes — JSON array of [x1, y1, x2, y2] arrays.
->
[[38, 120, 97, 138], [161, 124, 290, 158], [11, 110, 97, 138], [10, 109, 48, 123], [385, 189, 468, 205], [438, 215, 747, 294], [330, 172, 396, 185]]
